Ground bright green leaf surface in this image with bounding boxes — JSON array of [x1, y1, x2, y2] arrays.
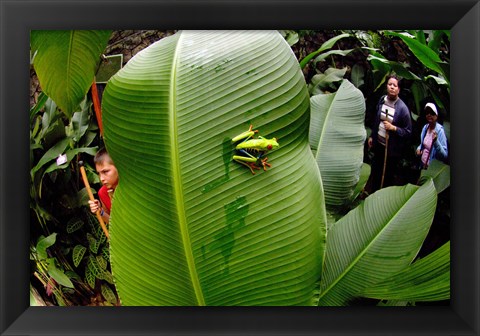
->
[[47, 258, 74, 288], [310, 80, 366, 208], [31, 30, 111, 117], [102, 31, 327, 306], [361, 241, 450, 302], [35, 233, 57, 260], [318, 180, 437, 305], [419, 159, 450, 194]]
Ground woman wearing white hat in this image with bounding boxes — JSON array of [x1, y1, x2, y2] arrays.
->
[[416, 102, 449, 169]]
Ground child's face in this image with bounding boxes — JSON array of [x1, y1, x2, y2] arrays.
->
[[96, 162, 119, 191]]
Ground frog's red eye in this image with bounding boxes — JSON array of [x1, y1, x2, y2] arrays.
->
[[267, 144, 273, 150]]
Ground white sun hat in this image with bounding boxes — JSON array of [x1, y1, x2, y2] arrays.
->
[[424, 102, 438, 115]]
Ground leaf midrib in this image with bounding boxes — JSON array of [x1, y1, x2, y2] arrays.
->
[[170, 32, 205, 306]]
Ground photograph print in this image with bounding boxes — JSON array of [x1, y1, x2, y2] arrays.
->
[[29, 29, 450, 307]]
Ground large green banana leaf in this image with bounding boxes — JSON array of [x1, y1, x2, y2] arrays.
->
[[317, 180, 437, 305], [102, 31, 327, 306], [309, 79, 366, 208], [360, 241, 450, 302], [30, 30, 112, 117]]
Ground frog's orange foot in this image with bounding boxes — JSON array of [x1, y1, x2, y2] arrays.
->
[[248, 124, 259, 134], [248, 162, 261, 174], [260, 157, 272, 171]]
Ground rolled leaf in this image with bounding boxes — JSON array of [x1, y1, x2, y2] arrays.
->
[[317, 180, 437, 306], [309, 79, 366, 208], [102, 30, 327, 306]]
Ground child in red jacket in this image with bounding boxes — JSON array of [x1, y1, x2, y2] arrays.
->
[[88, 147, 119, 224]]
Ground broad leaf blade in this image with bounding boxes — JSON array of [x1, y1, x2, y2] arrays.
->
[[103, 31, 327, 306], [47, 258, 74, 288], [299, 33, 350, 69], [418, 159, 450, 194], [31, 30, 111, 117], [361, 241, 450, 302], [318, 180, 437, 306], [384, 31, 447, 81], [35, 233, 57, 260], [310, 80, 366, 208]]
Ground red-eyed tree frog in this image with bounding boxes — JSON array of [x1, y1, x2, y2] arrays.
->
[[231, 125, 279, 174]]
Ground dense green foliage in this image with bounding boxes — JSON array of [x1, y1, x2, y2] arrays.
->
[[30, 31, 118, 306], [30, 30, 450, 306]]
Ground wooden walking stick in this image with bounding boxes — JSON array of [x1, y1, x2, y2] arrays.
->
[[78, 161, 109, 239], [380, 107, 392, 189], [380, 131, 389, 189]]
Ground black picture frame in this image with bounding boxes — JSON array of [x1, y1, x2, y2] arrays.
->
[[1, 0, 479, 335]]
